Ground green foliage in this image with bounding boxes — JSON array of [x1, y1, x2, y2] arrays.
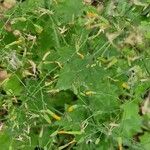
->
[[0, 0, 150, 150]]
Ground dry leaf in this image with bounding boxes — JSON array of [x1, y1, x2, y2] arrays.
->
[[0, 70, 8, 82], [142, 92, 150, 115], [0, 122, 4, 131], [106, 31, 122, 44], [7, 51, 22, 69], [124, 29, 143, 46], [2, 0, 16, 10], [28, 60, 37, 75], [83, 0, 92, 4], [4, 21, 12, 32]]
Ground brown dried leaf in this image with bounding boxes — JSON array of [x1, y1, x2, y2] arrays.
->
[[4, 21, 12, 32], [83, 0, 92, 4], [2, 0, 16, 10], [106, 31, 122, 44], [0, 70, 8, 82], [124, 27, 144, 46], [142, 92, 150, 115]]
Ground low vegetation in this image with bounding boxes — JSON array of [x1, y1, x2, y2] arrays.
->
[[0, 0, 150, 149]]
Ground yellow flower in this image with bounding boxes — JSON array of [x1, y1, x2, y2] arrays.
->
[[122, 82, 130, 90], [77, 52, 84, 59], [85, 91, 96, 96], [87, 12, 98, 18], [58, 130, 82, 135], [42, 109, 61, 121], [67, 105, 78, 112]]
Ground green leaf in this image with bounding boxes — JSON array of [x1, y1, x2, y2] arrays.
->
[[0, 130, 12, 150], [120, 102, 142, 137], [54, 0, 84, 24], [3, 74, 23, 95], [140, 133, 150, 150]]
